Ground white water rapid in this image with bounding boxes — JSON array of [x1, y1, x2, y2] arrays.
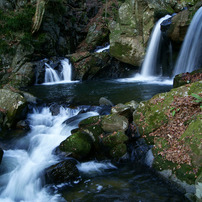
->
[[140, 15, 171, 77], [173, 7, 202, 76], [0, 106, 98, 202], [44, 58, 73, 84]]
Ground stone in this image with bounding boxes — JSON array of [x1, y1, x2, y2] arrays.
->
[[101, 114, 129, 133], [45, 159, 79, 184], [59, 130, 93, 160], [102, 130, 128, 148], [0, 89, 27, 129]]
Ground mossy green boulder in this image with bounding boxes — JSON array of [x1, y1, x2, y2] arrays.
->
[[0, 89, 27, 129], [59, 130, 93, 160]]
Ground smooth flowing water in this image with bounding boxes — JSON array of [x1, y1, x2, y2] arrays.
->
[[0, 106, 98, 202], [44, 59, 73, 84], [173, 7, 202, 76], [140, 15, 171, 77]]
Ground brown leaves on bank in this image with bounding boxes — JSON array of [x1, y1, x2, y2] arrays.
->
[[150, 94, 202, 166]]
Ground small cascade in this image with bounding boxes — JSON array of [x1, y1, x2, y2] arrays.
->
[[173, 7, 202, 76], [44, 63, 60, 83], [0, 106, 98, 201], [140, 15, 171, 77], [95, 44, 110, 53], [44, 58, 73, 84]]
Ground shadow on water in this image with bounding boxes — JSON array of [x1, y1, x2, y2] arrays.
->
[[28, 79, 173, 106]]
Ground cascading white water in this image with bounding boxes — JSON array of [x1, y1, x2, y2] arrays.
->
[[0, 106, 98, 202], [173, 7, 202, 76], [44, 58, 73, 84], [95, 45, 110, 53], [44, 63, 61, 83], [140, 15, 171, 77]]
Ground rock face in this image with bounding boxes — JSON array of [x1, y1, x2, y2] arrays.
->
[[168, 2, 202, 44], [133, 81, 202, 199], [0, 89, 27, 129]]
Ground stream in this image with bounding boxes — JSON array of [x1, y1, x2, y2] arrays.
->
[[0, 79, 188, 202]]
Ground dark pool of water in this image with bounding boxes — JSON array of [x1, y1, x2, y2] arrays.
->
[[58, 163, 188, 202], [27, 79, 172, 106]]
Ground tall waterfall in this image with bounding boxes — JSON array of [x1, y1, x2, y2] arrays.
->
[[140, 15, 171, 77], [44, 58, 72, 84], [0, 106, 98, 202], [173, 7, 202, 76]]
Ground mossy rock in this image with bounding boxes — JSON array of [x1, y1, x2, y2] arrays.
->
[[181, 115, 202, 167], [59, 130, 93, 159], [102, 130, 128, 148], [133, 81, 202, 142], [101, 114, 129, 133], [0, 89, 27, 129], [109, 143, 127, 159], [173, 69, 202, 88], [79, 115, 101, 128]]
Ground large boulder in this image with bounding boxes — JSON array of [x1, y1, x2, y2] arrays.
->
[[0, 89, 27, 129], [133, 81, 202, 199]]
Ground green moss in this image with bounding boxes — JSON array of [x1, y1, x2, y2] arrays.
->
[[188, 81, 202, 95], [59, 131, 92, 158], [79, 116, 101, 127], [109, 143, 127, 159], [152, 147, 200, 184], [102, 130, 128, 148], [181, 115, 202, 156]]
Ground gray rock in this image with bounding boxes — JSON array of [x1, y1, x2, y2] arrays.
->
[[101, 114, 129, 133]]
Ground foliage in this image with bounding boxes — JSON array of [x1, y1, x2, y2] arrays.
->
[[0, 5, 35, 55]]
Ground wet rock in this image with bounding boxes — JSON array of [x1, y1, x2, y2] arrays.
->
[[99, 97, 113, 107], [101, 114, 129, 133], [45, 159, 80, 184], [0, 148, 3, 164], [50, 103, 61, 116], [168, 3, 202, 43]]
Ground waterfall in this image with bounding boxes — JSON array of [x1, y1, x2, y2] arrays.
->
[[0, 106, 98, 202], [140, 15, 171, 77], [44, 58, 72, 84], [173, 7, 202, 76]]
